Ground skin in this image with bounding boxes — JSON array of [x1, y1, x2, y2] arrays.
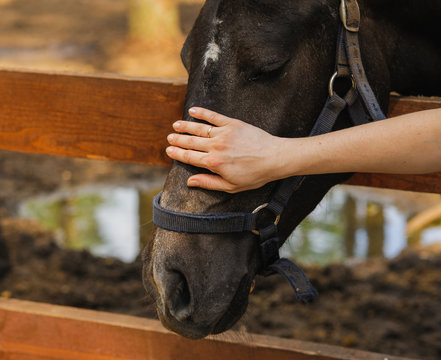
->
[[166, 107, 441, 193]]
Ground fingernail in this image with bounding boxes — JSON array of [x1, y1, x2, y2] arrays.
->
[[188, 179, 200, 187], [166, 147, 173, 155], [167, 134, 175, 142], [189, 108, 197, 114], [173, 121, 181, 129]]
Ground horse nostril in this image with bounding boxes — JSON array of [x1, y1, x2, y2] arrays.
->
[[168, 270, 192, 322]]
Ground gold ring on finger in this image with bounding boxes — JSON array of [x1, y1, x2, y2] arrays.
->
[[207, 126, 213, 138]]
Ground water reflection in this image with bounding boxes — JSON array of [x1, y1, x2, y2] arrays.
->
[[20, 186, 161, 263], [281, 186, 441, 265], [23, 193, 105, 251], [20, 184, 441, 265], [93, 188, 140, 262]]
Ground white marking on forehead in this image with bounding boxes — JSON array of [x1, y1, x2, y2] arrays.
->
[[203, 18, 223, 68], [203, 39, 221, 68]]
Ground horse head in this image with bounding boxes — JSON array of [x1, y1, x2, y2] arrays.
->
[[142, 0, 440, 339]]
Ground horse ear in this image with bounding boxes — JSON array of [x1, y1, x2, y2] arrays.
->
[[181, 0, 213, 71]]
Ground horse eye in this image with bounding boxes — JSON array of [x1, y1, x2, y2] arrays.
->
[[248, 71, 267, 82], [247, 60, 289, 82]]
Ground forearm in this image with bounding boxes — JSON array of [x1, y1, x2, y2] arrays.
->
[[278, 108, 441, 178]]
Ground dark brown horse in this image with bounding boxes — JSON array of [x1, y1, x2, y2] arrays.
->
[[143, 0, 441, 339]]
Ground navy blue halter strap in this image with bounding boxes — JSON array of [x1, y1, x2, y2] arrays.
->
[[153, 194, 257, 233], [153, 0, 386, 304]]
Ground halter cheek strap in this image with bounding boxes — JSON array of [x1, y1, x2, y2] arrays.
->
[[153, 0, 386, 304]]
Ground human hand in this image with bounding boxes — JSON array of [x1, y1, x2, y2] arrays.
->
[[166, 107, 288, 193]]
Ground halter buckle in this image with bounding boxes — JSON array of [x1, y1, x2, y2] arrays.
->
[[340, 0, 360, 32], [251, 203, 281, 236]]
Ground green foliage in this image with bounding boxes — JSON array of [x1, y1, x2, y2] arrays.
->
[[23, 194, 106, 251], [284, 189, 347, 266]]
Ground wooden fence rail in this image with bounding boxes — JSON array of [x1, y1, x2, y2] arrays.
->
[[0, 298, 413, 360], [0, 68, 440, 193]]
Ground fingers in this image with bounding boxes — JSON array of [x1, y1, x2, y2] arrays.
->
[[187, 174, 239, 193], [166, 146, 208, 169], [174, 107, 238, 138], [189, 107, 234, 127], [167, 133, 210, 151], [173, 120, 216, 138]]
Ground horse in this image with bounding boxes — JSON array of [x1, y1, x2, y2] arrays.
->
[[142, 0, 441, 339]]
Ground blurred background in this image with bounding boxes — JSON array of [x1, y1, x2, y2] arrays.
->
[[0, 1, 440, 358], [0, 0, 199, 77]]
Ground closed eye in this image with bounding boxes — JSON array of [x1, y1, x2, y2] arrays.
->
[[247, 59, 289, 82]]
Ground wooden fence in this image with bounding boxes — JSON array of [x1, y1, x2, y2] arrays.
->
[[0, 68, 439, 360], [0, 68, 440, 193], [0, 299, 413, 360]]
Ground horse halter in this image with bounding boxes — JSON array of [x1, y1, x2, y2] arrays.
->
[[153, 0, 386, 303]]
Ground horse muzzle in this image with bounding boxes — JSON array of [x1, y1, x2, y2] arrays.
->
[[143, 228, 255, 339]]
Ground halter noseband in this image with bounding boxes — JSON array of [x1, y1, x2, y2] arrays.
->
[[153, 0, 386, 303]]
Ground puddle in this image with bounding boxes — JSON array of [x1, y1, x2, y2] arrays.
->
[[19, 184, 441, 265], [281, 186, 441, 265], [20, 184, 161, 263]]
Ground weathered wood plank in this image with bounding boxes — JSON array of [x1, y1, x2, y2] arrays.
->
[[388, 95, 441, 117], [345, 172, 441, 194], [0, 69, 440, 193], [0, 298, 411, 360], [0, 69, 186, 166]]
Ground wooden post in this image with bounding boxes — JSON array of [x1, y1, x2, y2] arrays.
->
[[366, 203, 385, 257], [129, 0, 180, 42]]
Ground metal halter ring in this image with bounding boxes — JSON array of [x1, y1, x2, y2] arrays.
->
[[251, 203, 281, 236], [328, 72, 356, 97]]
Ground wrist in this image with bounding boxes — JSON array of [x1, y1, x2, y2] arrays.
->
[[269, 137, 306, 180], [277, 136, 331, 178]]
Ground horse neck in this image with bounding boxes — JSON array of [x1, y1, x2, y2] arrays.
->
[[360, 0, 441, 96]]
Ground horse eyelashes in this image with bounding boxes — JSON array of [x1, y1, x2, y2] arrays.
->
[[247, 60, 289, 82], [248, 67, 285, 82]]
